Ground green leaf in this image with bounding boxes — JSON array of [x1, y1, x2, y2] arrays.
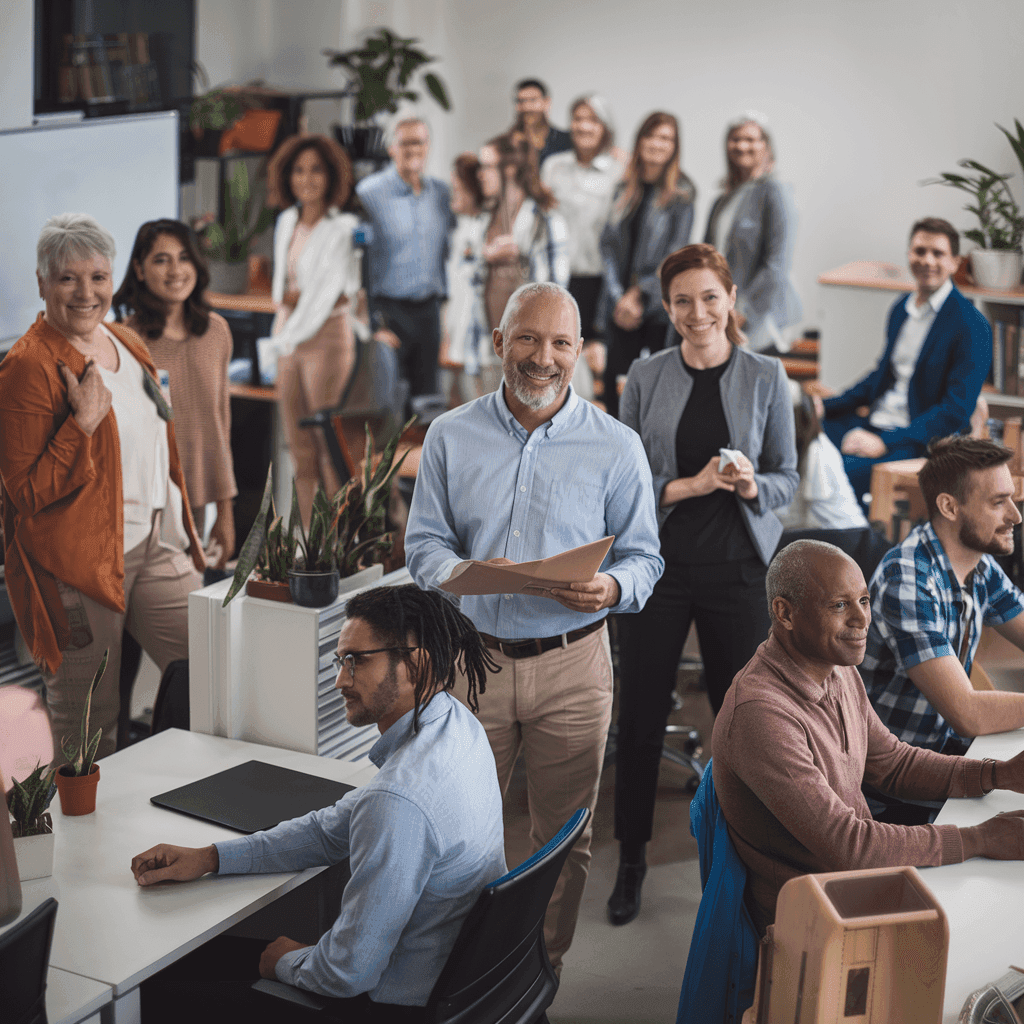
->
[[224, 466, 275, 604], [423, 72, 451, 111]]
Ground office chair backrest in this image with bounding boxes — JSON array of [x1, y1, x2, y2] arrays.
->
[[0, 896, 58, 1024], [425, 807, 591, 1024]]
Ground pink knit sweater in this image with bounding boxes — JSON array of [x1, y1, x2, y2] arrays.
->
[[712, 633, 985, 934]]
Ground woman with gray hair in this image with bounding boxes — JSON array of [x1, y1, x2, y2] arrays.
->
[[703, 112, 802, 353], [0, 213, 205, 760], [541, 94, 625, 343]]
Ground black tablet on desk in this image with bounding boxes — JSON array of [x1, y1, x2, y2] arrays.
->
[[151, 760, 356, 834]]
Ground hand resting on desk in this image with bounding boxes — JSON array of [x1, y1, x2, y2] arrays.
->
[[131, 843, 219, 886]]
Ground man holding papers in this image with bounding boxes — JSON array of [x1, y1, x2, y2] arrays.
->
[[406, 281, 663, 971]]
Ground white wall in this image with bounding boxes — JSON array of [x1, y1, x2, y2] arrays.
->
[[443, 0, 1024, 381], [0, 0, 33, 131]]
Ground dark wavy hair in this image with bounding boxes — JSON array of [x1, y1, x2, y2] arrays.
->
[[344, 583, 499, 733], [453, 152, 485, 212], [112, 219, 211, 339], [658, 243, 743, 346], [919, 435, 1014, 517], [266, 134, 353, 210]]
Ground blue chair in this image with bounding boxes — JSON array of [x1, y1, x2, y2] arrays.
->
[[253, 808, 591, 1024], [677, 761, 759, 1024]]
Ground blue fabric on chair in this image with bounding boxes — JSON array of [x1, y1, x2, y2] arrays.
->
[[677, 760, 759, 1024]]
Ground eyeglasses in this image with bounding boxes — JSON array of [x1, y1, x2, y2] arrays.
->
[[332, 647, 418, 679]]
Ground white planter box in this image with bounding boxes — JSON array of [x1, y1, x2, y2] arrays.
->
[[189, 565, 409, 761], [970, 250, 1023, 290], [13, 827, 53, 880]]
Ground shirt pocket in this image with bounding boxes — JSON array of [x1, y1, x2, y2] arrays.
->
[[542, 477, 606, 539]]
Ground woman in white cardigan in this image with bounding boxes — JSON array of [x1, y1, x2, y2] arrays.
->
[[263, 135, 361, 527]]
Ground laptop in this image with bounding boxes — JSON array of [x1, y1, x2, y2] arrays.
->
[[150, 760, 356, 834]]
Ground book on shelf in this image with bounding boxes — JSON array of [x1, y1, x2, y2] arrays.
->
[[986, 304, 1024, 399]]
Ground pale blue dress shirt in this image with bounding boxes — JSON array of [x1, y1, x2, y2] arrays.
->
[[355, 165, 454, 300], [213, 692, 506, 1005], [405, 385, 665, 639]]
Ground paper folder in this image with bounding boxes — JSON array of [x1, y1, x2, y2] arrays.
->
[[438, 536, 615, 597]]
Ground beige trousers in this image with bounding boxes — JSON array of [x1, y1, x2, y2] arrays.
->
[[42, 512, 202, 761], [454, 624, 613, 970]]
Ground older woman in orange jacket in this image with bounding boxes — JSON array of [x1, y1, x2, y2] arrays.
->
[[0, 213, 205, 759]]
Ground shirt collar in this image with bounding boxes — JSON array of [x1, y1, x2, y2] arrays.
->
[[368, 691, 452, 767], [918, 521, 982, 601], [905, 277, 952, 320], [386, 164, 423, 197], [758, 632, 840, 706], [493, 382, 581, 438]]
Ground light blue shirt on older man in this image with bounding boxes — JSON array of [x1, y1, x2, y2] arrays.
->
[[405, 384, 665, 639]]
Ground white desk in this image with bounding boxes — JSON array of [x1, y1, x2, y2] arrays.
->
[[49, 968, 112, 1024], [1, 728, 377, 1023], [920, 730, 1024, 1022]]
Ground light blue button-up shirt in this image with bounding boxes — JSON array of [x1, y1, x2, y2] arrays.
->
[[214, 693, 506, 1005], [356, 165, 454, 300], [405, 385, 665, 639]]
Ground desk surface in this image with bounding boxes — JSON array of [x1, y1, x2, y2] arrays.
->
[[1, 728, 376, 1000], [49, 968, 112, 1024], [921, 730, 1024, 1021]]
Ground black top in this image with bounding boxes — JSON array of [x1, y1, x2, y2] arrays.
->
[[660, 350, 759, 564], [537, 125, 573, 170], [622, 183, 656, 291]]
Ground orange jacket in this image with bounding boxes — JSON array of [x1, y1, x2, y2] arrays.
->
[[0, 314, 205, 673]]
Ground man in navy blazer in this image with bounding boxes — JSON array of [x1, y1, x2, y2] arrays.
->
[[817, 217, 991, 508]]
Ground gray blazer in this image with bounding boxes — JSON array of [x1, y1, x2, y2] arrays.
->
[[704, 177, 801, 348], [620, 345, 798, 565], [599, 181, 695, 328]]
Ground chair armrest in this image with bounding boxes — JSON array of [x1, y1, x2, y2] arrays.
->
[[251, 978, 333, 1011]]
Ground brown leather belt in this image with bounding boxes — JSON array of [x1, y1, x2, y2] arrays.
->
[[479, 618, 605, 660]]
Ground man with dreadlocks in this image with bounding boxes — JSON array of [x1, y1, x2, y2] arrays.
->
[[130, 584, 506, 1023]]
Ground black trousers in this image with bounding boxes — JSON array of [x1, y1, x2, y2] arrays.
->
[[614, 558, 771, 845], [602, 314, 670, 418], [140, 935, 427, 1024], [371, 295, 442, 399]]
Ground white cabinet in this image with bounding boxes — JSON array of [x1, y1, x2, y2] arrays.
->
[[189, 568, 412, 761]]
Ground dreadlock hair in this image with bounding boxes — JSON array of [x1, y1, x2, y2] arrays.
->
[[343, 584, 499, 732]]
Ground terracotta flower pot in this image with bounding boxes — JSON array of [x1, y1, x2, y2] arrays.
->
[[245, 577, 292, 603], [55, 764, 100, 816]]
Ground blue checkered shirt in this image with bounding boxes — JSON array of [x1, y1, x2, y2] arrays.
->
[[860, 521, 1024, 753]]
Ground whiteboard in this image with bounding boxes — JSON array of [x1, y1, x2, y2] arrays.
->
[[0, 111, 179, 346]]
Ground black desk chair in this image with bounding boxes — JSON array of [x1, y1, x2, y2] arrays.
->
[[252, 808, 591, 1024], [0, 896, 58, 1024]]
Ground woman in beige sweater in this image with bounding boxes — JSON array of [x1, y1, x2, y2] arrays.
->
[[113, 219, 237, 568]]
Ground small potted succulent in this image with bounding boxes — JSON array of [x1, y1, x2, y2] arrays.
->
[[54, 650, 107, 816], [6, 762, 57, 880], [224, 420, 413, 608]]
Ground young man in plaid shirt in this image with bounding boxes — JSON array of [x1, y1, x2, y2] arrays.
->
[[861, 436, 1024, 821]]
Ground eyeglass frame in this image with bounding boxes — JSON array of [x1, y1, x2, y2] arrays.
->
[[332, 647, 419, 679]]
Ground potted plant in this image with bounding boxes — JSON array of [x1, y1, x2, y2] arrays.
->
[[54, 650, 107, 816], [195, 162, 275, 294], [224, 420, 413, 608], [324, 28, 451, 161], [289, 482, 342, 607], [925, 153, 1024, 290], [6, 762, 57, 880]]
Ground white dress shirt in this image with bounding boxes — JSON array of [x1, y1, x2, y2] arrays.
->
[[870, 277, 953, 430], [541, 150, 624, 275]]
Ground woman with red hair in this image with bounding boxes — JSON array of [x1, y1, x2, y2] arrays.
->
[[608, 243, 797, 925]]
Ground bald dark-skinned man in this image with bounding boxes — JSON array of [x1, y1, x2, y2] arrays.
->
[[713, 539, 1024, 935]]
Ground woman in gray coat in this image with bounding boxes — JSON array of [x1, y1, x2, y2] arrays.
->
[[704, 113, 801, 353], [607, 243, 797, 926]]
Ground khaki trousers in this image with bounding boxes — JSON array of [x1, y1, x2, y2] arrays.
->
[[42, 513, 202, 761], [454, 624, 613, 970]]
